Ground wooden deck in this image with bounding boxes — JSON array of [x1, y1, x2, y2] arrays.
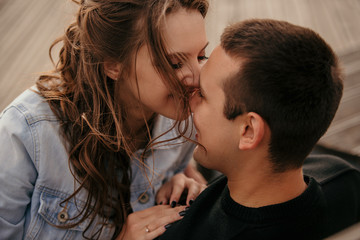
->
[[1, 0, 360, 157], [0, 0, 75, 110]]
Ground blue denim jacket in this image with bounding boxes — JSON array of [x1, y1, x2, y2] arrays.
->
[[0, 88, 195, 239]]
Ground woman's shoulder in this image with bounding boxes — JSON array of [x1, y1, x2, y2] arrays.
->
[[152, 115, 195, 144], [1, 86, 58, 125]]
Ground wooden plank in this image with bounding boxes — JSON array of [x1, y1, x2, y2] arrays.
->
[[318, 47, 360, 156], [0, 0, 75, 110], [326, 222, 360, 240]]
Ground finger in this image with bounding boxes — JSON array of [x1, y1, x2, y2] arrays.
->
[[147, 205, 186, 229], [158, 198, 168, 205], [141, 205, 185, 220], [200, 183, 207, 192], [156, 188, 171, 206], [184, 164, 207, 185], [184, 178, 207, 205], [119, 206, 185, 240], [190, 171, 207, 185], [190, 182, 207, 205], [146, 225, 166, 240], [169, 181, 185, 206], [156, 195, 169, 206], [145, 206, 186, 239], [185, 180, 200, 205], [133, 205, 171, 219]]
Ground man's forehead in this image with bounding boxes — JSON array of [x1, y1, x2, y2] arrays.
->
[[202, 46, 239, 86]]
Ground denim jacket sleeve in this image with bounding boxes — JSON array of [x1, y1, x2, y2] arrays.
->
[[0, 89, 196, 238], [0, 105, 38, 239], [0, 91, 116, 239]]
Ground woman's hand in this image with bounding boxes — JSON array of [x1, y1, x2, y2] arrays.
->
[[184, 162, 207, 185], [156, 172, 207, 206], [116, 205, 186, 240]]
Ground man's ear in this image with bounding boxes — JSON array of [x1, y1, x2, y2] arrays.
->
[[239, 112, 265, 150], [104, 61, 121, 80]]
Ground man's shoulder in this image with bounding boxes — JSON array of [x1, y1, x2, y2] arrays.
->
[[208, 174, 227, 187], [304, 154, 360, 237], [157, 175, 228, 240], [304, 154, 360, 184], [190, 174, 227, 204], [303, 154, 360, 200]]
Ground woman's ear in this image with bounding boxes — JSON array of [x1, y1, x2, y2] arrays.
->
[[104, 61, 121, 80], [239, 112, 265, 150]]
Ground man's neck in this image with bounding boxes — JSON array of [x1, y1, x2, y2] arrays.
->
[[227, 166, 307, 208]]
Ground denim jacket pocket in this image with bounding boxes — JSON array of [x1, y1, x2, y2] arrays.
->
[[26, 187, 114, 240], [130, 176, 165, 212]]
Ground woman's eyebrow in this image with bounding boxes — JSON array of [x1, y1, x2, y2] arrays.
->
[[199, 42, 210, 54], [167, 42, 209, 58]]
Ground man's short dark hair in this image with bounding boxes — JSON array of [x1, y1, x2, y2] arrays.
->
[[221, 19, 343, 172]]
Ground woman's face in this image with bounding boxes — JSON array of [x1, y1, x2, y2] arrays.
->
[[124, 8, 208, 120]]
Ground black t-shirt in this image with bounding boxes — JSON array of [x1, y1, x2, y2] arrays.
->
[[158, 155, 360, 240]]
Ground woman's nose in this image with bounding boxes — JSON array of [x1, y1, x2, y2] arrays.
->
[[182, 60, 202, 88]]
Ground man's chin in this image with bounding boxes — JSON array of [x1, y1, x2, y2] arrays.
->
[[193, 145, 207, 165]]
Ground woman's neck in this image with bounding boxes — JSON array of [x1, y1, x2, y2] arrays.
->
[[126, 110, 155, 134], [124, 109, 157, 151], [115, 80, 158, 151]]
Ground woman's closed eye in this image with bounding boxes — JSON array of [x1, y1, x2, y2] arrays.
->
[[171, 62, 183, 69], [197, 55, 208, 62], [170, 55, 208, 70]]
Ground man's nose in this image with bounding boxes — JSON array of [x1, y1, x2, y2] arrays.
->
[[190, 90, 200, 112]]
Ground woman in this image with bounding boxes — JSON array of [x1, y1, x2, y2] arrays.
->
[[0, 0, 209, 239]]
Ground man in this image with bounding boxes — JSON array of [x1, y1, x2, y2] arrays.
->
[[158, 19, 360, 239]]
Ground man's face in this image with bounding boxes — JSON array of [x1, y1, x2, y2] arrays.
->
[[190, 46, 241, 171]]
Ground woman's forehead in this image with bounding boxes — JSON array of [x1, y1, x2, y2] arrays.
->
[[163, 8, 207, 55]]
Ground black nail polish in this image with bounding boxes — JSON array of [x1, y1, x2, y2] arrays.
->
[[171, 201, 177, 208], [189, 199, 194, 205], [185, 206, 190, 210], [179, 210, 187, 216], [165, 223, 172, 229], [159, 201, 163, 205]]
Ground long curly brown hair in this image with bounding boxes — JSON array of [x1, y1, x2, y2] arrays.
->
[[36, 0, 208, 238]]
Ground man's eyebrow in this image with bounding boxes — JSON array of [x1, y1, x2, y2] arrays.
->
[[167, 42, 209, 58]]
